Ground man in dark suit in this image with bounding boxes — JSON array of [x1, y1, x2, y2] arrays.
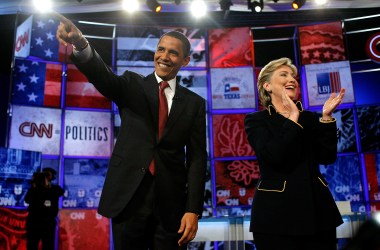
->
[[56, 14, 207, 250]]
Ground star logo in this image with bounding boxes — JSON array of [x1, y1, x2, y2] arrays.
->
[[36, 20, 46, 29], [313, 50, 321, 59], [27, 92, 38, 102], [16, 82, 26, 91], [29, 74, 39, 84], [44, 49, 53, 58], [35, 37, 44, 46], [46, 32, 55, 40], [18, 64, 28, 73], [333, 53, 340, 59], [302, 50, 310, 59]]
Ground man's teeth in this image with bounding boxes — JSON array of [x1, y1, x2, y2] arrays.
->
[[159, 63, 169, 68]]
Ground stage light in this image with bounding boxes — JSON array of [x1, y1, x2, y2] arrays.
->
[[146, 0, 162, 12], [292, 0, 306, 10], [315, 0, 327, 5], [375, 212, 380, 224], [190, 0, 207, 18], [219, 0, 233, 11], [248, 0, 263, 12], [33, 0, 53, 13], [122, 0, 140, 13]]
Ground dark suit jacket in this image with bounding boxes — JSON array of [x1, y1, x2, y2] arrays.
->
[[244, 104, 343, 235], [72, 47, 207, 231]]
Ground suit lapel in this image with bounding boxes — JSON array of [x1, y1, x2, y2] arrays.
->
[[142, 74, 159, 136], [164, 84, 188, 136]]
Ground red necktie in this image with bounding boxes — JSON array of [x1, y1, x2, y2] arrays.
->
[[149, 81, 170, 175], [158, 81, 169, 139]]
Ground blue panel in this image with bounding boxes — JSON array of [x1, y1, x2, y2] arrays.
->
[[352, 71, 380, 106]]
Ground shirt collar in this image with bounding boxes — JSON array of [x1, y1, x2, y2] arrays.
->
[[154, 72, 176, 91], [267, 101, 304, 115]]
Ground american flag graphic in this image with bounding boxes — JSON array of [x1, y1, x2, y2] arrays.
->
[[316, 71, 342, 94], [29, 14, 69, 62], [65, 64, 112, 109], [117, 27, 160, 67], [117, 26, 206, 67], [11, 58, 62, 107]]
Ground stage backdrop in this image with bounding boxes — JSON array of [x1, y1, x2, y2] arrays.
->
[[2, 14, 380, 250]]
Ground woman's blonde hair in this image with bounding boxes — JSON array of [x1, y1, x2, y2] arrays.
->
[[257, 57, 297, 108]]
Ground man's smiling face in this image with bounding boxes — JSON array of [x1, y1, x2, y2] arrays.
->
[[154, 35, 190, 81]]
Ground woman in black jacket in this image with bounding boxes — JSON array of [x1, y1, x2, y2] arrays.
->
[[245, 57, 345, 250]]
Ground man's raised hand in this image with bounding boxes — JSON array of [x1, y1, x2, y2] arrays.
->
[[54, 12, 88, 50]]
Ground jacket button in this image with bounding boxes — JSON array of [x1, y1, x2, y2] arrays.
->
[[141, 168, 146, 173]]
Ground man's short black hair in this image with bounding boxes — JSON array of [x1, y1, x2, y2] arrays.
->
[[160, 31, 191, 58]]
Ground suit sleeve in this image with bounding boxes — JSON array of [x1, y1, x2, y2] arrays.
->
[[315, 117, 338, 165], [185, 100, 207, 216], [71, 46, 137, 105]]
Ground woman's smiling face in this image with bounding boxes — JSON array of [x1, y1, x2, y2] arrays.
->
[[265, 65, 299, 102]]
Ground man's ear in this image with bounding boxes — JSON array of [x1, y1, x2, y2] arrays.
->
[[182, 56, 190, 67]]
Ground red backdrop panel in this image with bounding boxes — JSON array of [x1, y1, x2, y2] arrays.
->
[[209, 27, 254, 68], [65, 64, 112, 109], [58, 209, 110, 250], [212, 114, 255, 157], [215, 160, 260, 206], [0, 207, 28, 250], [299, 21, 346, 65]]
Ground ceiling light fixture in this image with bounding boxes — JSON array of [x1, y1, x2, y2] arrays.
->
[[122, 0, 140, 13], [146, 0, 162, 12], [219, 0, 233, 11], [292, 0, 306, 10], [33, 0, 53, 13], [248, 0, 263, 12], [190, 0, 207, 18], [315, 0, 327, 5]]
